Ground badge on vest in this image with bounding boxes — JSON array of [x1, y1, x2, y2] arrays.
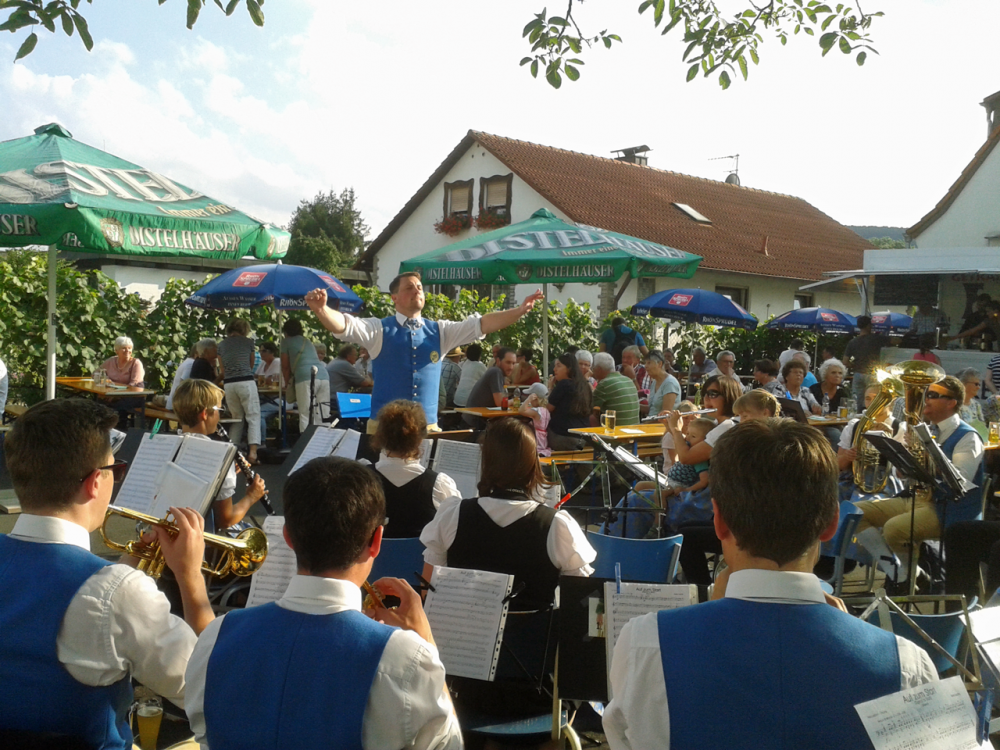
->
[[430, 350, 439, 363]]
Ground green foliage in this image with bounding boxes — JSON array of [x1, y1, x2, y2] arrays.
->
[[284, 188, 369, 274], [1, 0, 265, 59], [521, 0, 882, 89], [868, 236, 907, 249]]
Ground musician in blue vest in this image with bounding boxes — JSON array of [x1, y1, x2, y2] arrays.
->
[[0, 398, 215, 749], [855, 375, 985, 585], [184, 456, 462, 749], [306, 271, 543, 432], [603, 418, 937, 750]]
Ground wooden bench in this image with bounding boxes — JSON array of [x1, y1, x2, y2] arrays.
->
[[3, 403, 27, 424]]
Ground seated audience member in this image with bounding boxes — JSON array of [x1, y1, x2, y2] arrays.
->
[[313, 342, 328, 363], [255, 341, 283, 437], [189, 338, 219, 383], [165, 342, 201, 410], [354, 346, 372, 380], [618, 345, 650, 392], [511, 347, 540, 386], [643, 350, 681, 418], [463, 347, 516, 429], [0, 398, 214, 747], [453, 343, 486, 408], [798, 352, 819, 388], [855, 375, 984, 585], [955, 367, 985, 427], [782, 358, 822, 415], [545, 353, 591, 451], [836, 385, 905, 503], [810, 357, 851, 413], [518, 382, 552, 456], [686, 347, 716, 389], [370, 400, 460, 537], [819, 345, 836, 365], [603, 418, 937, 750], [185, 456, 462, 749], [327, 344, 373, 416], [592, 352, 640, 427], [778, 337, 810, 370], [752, 358, 785, 397], [439, 347, 463, 407], [421, 417, 596, 611], [172, 379, 266, 535], [705, 350, 741, 384], [103, 335, 144, 386], [733, 389, 780, 420], [576, 349, 598, 389]]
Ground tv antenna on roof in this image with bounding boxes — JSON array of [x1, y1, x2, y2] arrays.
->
[[709, 153, 740, 186]]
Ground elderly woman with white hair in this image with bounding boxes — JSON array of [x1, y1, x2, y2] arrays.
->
[[955, 368, 985, 426], [810, 356, 851, 449], [103, 336, 144, 386], [576, 349, 597, 390]]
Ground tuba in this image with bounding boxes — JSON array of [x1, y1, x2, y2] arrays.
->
[[101, 506, 268, 579], [852, 361, 944, 493]]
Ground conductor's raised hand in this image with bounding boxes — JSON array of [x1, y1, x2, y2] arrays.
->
[[365, 577, 435, 646], [519, 289, 544, 313], [155, 506, 206, 584], [304, 288, 328, 314]]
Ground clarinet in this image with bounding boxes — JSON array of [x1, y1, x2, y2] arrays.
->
[[214, 425, 275, 515]]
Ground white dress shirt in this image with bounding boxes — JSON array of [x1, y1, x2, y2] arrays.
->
[[166, 357, 194, 410], [934, 412, 983, 485], [603, 569, 938, 750], [185, 576, 462, 750], [8, 514, 197, 706], [375, 453, 461, 508], [338, 311, 484, 360], [420, 497, 596, 576]]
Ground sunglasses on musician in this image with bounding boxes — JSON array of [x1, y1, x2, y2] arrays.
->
[[703, 390, 723, 399], [82, 459, 129, 483], [924, 392, 955, 401]]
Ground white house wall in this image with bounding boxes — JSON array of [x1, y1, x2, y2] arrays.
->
[[101, 265, 215, 303], [915, 146, 1000, 247]]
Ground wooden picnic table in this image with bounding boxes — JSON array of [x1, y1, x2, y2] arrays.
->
[[56, 377, 155, 398], [454, 406, 522, 419], [569, 424, 665, 441]]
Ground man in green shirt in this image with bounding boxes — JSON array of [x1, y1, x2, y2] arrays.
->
[[591, 352, 640, 427]]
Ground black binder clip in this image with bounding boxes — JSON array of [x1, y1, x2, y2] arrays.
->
[[502, 581, 526, 604]]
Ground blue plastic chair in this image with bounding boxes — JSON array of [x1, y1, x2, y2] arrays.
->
[[865, 602, 976, 674], [819, 501, 864, 596], [586, 531, 683, 583], [370, 537, 425, 586]]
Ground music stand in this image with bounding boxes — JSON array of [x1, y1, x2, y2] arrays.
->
[[776, 397, 809, 424]]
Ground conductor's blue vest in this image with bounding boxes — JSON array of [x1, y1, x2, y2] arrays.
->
[[657, 598, 900, 750], [371, 315, 443, 424], [935, 419, 985, 528], [204, 604, 394, 750], [0, 535, 133, 749]]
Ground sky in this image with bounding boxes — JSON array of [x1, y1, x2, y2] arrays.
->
[[1, 0, 997, 242]]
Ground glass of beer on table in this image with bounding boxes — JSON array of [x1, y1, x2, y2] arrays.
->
[[990, 422, 1000, 446], [134, 689, 163, 750], [601, 410, 617, 432]]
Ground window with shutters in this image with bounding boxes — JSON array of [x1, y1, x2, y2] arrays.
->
[[443, 179, 473, 217], [476, 173, 513, 230]]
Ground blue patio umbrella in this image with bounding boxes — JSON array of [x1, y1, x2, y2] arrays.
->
[[764, 307, 857, 334], [631, 288, 758, 330], [184, 263, 362, 312], [870, 311, 912, 336]]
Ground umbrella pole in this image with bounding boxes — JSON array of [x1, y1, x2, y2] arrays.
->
[[277, 308, 287, 449], [542, 283, 549, 379], [46, 244, 57, 401]]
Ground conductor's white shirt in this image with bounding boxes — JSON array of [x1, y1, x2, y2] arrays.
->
[[185, 575, 462, 750], [602, 570, 938, 750], [8, 514, 197, 706], [338, 311, 484, 360], [375, 453, 462, 507]]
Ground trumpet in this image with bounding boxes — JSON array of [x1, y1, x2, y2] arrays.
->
[[101, 506, 269, 579]]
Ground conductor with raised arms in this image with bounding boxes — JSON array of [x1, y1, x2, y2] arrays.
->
[[306, 272, 543, 431], [0, 398, 213, 749]]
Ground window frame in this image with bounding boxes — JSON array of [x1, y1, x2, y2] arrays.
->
[[443, 179, 474, 217], [479, 173, 514, 218], [793, 293, 814, 310], [715, 285, 749, 310]]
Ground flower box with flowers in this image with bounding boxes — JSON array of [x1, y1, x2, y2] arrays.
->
[[433, 213, 472, 236], [474, 209, 510, 231]]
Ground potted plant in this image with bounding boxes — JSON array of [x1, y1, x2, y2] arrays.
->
[[433, 213, 472, 236], [474, 209, 510, 230]]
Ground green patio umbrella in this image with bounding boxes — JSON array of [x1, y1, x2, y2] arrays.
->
[[0, 123, 290, 398], [399, 208, 702, 374]]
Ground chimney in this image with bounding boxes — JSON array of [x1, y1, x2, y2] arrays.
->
[[612, 145, 651, 166], [981, 90, 1000, 139]]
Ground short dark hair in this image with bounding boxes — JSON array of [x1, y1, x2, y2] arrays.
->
[[371, 400, 426, 459], [781, 359, 808, 380], [711, 419, 838, 566], [466, 343, 482, 362], [283, 457, 386, 573], [282, 318, 304, 337], [478, 418, 552, 499], [856, 315, 872, 330], [496, 347, 515, 362], [389, 272, 421, 294], [517, 347, 533, 362], [565, 345, 580, 355], [5, 399, 119, 512], [790, 338, 804, 350], [259, 341, 279, 356], [612, 317, 625, 329], [753, 358, 778, 377], [337, 343, 357, 360]]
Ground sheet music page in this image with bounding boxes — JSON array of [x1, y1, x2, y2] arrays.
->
[[604, 582, 697, 698], [149, 463, 211, 519], [246, 516, 297, 608], [289, 426, 342, 474], [418, 439, 434, 469], [332, 429, 362, 460], [854, 675, 985, 750], [113, 434, 183, 514], [424, 566, 514, 681], [433, 441, 481, 500], [174, 436, 234, 488]]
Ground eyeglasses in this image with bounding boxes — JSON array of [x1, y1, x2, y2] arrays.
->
[[81, 459, 129, 484], [704, 390, 723, 399], [924, 392, 955, 401]]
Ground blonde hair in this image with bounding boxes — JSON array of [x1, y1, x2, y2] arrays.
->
[[734, 389, 781, 417], [173, 379, 224, 427], [676, 400, 697, 413], [687, 418, 716, 438]]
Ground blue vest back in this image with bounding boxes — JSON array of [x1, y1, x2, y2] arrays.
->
[[657, 598, 900, 750], [371, 316, 442, 424], [204, 604, 394, 750], [0, 535, 133, 749], [935, 420, 985, 528]]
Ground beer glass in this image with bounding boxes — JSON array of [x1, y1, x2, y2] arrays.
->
[[990, 422, 1000, 446], [136, 695, 163, 750], [838, 406, 849, 419], [601, 410, 617, 432]]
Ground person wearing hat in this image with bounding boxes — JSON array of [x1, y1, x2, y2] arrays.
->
[[440, 347, 463, 409], [518, 382, 552, 456]]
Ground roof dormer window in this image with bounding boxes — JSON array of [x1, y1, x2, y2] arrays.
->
[[673, 203, 712, 224]]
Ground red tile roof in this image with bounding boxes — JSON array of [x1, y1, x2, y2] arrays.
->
[[358, 131, 871, 281], [906, 125, 1000, 240]]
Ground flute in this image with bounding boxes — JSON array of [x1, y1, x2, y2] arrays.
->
[[641, 407, 716, 422]]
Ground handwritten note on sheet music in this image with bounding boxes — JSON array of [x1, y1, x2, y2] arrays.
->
[[114, 434, 183, 514], [332, 430, 361, 461], [424, 566, 514, 681], [855, 676, 985, 750], [246, 516, 297, 608], [433, 441, 481, 500], [289, 427, 342, 474]]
